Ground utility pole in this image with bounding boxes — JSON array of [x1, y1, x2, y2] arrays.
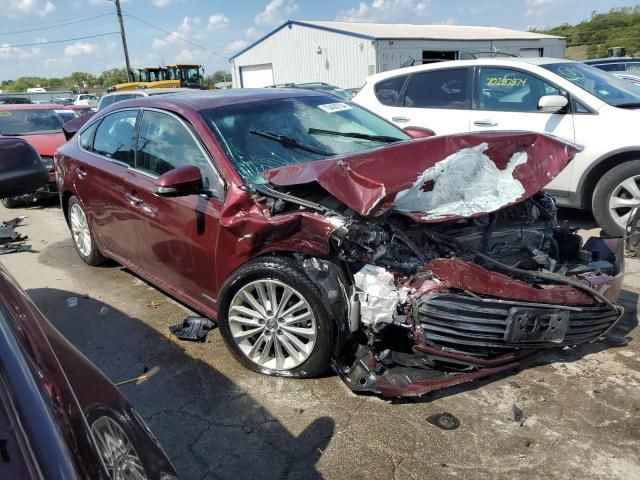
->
[[112, 0, 133, 82]]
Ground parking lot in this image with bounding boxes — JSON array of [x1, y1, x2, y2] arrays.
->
[[1, 199, 638, 480]]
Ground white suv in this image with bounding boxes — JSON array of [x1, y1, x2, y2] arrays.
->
[[354, 58, 640, 235]]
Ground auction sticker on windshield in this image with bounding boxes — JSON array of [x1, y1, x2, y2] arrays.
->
[[0, 112, 11, 117], [318, 103, 352, 113]]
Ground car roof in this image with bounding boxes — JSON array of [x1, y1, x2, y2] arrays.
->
[[102, 88, 192, 98], [584, 57, 640, 64], [364, 56, 575, 80], [105, 88, 326, 113], [0, 103, 70, 111]]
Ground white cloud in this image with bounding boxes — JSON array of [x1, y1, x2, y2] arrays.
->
[[152, 16, 204, 50], [208, 13, 229, 31], [0, 0, 55, 17], [0, 43, 40, 59], [255, 0, 298, 27], [44, 57, 72, 67], [64, 41, 97, 57], [336, 0, 430, 22], [525, 0, 554, 17], [153, 0, 173, 6], [224, 39, 249, 54], [175, 48, 196, 63]]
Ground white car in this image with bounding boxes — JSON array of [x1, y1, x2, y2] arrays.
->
[[74, 94, 99, 107], [354, 57, 640, 234]]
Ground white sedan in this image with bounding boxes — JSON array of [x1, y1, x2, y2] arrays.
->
[[354, 57, 640, 235]]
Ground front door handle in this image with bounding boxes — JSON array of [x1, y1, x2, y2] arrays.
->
[[125, 192, 143, 205], [474, 119, 498, 127], [75, 167, 87, 178], [392, 116, 410, 123]]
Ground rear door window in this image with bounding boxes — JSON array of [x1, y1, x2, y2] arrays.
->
[[92, 110, 138, 165], [477, 67, 561, 113], [374, 75, 409, 106], [404, 68, 470, 109]]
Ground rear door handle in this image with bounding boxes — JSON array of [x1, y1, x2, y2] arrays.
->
[[125, 192, 143, 205], [75, 167, 87, 178], [474, 119, 498, 127], [392, 116, 410, 123]]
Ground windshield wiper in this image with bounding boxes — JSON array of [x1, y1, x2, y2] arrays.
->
[[308, 127, 403, 143], [249, 128, 334, 156], [615, 102, 640, 109]]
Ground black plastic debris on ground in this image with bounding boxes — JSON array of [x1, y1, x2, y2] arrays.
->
[[170, 316, 217, 342], [426, 412, 460, 430], [513, 404, 527, 426], [0, 217, 30, 255]]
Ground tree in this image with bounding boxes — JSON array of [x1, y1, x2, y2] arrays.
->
[[97, 68, 129, 88], [203, 70, 230, 88]]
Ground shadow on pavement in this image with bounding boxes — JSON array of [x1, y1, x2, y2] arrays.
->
[[27, 287, 335, 480]]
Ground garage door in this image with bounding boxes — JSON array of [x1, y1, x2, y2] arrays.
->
[[240, 64, 274, 88]]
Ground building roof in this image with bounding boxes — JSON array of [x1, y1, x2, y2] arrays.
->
[[302, 21, 564, 41], [230, 20, 564, 60]]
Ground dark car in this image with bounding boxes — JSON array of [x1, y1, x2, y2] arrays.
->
[[0, 104, 79, 208], [584, 57, 640, 72], [267, 82, 354, 100], [55, 89, 625, 397], [0, 137, 178, 479]]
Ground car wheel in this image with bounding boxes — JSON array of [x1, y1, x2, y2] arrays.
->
[[68, 196, 104, 266], [593, 160, 640, 236], [2, 196, 24, 208], [218, 256, 335, 378]]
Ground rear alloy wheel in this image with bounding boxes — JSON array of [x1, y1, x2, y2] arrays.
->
[[593, 160, 640, 236], [91, 416, 146, 480], [218, 256, 334, 378], [68, 196, 104, 265]]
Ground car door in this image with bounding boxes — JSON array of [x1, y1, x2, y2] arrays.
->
[[72, 110, 140, 259], [122, 109, 225, 310], [470, 66, 576, 193], [377, 67, 472, 135]]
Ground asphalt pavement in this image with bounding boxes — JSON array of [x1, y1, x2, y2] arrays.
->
[[1, 200, 639, 480]]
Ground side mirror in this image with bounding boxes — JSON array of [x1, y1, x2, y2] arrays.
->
[[538, 95, 569, 114], [0, 138, 49, 198], [155, 165, 203, 197], [403, 126, 436, 139], [62, 113, 95, 141]]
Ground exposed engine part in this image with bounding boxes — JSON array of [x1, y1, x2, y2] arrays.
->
[[353, 264, 408, 327]]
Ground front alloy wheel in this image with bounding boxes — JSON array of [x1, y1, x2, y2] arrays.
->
[[593, 160, 640, 236], [228, 279, 317, 371]]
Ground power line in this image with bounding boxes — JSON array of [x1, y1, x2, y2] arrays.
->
[[0, 11, 114, 36], [0, 32, 120, 49], [123, 12, 229, 60]]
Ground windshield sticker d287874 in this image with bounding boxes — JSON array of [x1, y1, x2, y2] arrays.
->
[[0, 111, 11, 117], [318, 103, 352, 113], [486, 77, 527, 88]]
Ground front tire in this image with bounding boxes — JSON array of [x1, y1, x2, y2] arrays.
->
[[68, 196, 104, 266], [218, 256, 334, 378], [593, 160, 640, 236]]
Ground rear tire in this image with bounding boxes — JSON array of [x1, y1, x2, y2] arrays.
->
[[592, 160, 640, 236], [67, 196, 104, 266], [217, 256, 334, 378], [2, 197, 23, 209]]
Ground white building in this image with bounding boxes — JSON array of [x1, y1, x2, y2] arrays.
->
[[230, 21, 565, 90]]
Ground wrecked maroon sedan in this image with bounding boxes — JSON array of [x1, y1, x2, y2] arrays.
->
[[55, 89, 624, 397]]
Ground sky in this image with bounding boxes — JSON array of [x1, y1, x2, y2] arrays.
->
[[0, 0, 635, 81]]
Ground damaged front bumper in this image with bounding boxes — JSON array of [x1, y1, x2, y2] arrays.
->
[[336, 236, 625, 398]]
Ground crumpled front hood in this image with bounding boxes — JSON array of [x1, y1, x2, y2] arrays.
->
[[262, 131, 580, 222]]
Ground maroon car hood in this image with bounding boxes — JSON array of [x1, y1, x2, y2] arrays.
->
[[262, 131, 580, 222]]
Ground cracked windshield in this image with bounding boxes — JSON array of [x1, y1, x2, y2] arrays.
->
[[200, 95, 410, 185]]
